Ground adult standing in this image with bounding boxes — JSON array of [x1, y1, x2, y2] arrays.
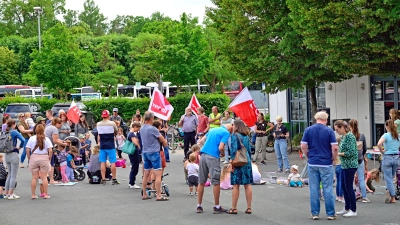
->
[[59, 112, 71, 140], [273, 116, 290, 173], [3, 120, 25, 200], [301, 111, 338, 220], [45, 110, 54, 126], [97, 110, 119, 185], [377, 119, 400, 204], [335, 120, 359, 217], [26, 124, 53, 199], [220, 111, 233, 164], [349, 119, 369, 203], [208, 106, 221, 129], [128, 122, 142, 189], [197, 107, 209, 135], [179, 107, 198, 161], [196, 124, 232, 213], [17, 113, 33, 168], [110, 108, 122, 127], [253, 113, 274, 165], [140, 111, 168, 201], [76, 115, 89, 137], [227, 120, 253, 214], [44, 118, 68, 184]]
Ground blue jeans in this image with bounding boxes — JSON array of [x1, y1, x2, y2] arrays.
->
[[274, 139, 290, 170], [382, 155, 399, 196], [308, 165, 335, 217], [128, 150, 140, 185], [20, 137, 30, 164], [342, 168, 357, 212], [335, 165, 343, 197], [164, 146, 170, 162], [357, 161, 367, 198], [251, 133, 256, 145]]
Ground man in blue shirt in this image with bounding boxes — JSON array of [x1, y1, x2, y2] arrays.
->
[[179, 107, 198, 160], [196, 124, 232, 214], [301, 111, 338, 220]]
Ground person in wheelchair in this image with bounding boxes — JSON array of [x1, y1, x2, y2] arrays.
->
[[87, 145, 111, 184]]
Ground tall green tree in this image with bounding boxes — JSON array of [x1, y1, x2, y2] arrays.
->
[[63, 9, 79, 28], [27, 23, 94, 100], [0, 47, 19, 85], [0, 0, 65, 37], [78, 0, 108, 36], [287, 0, 400, 76]]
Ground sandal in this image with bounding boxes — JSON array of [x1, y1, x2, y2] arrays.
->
[[44, 195, 51, 199], [245, 208, 252, 214], [156, 196, 169, 201], [142, 196, 152, 200], [228, 208, 238, 214], [31, 196, 38, 199]]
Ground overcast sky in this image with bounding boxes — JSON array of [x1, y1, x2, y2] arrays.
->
[[65, 0, 214, 23]]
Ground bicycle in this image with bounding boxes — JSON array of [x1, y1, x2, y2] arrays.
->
[[167, 125, 184, 150], [141, 173, 170, 197]]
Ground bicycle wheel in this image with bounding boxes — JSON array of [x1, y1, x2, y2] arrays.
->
[[163, 185, 170, 197], [286, 139, 293, 155], [265, 135, 275, 153]]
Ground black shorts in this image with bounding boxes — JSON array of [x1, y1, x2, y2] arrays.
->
[[0, 179, 6, 186], [188, 175, 198, 187]]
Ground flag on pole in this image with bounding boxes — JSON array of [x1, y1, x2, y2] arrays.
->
[[148, 87, 174, 121], [67, 100, 81, 124], [188, 93, 201, 116], [228, 87, 259, 127]]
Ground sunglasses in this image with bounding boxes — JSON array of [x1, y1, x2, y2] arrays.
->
[[20, 116, 25, 118]]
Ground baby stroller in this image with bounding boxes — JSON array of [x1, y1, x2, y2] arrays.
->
[[65, 136, 86, 181]]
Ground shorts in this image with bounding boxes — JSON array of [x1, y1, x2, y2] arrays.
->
[[29, 154, 51, 173], [198, 153, 221, 185], [142, 152, 162, 171], [188, 175, 198, 187], [99, 149, 117, 163], [0, 179, 6, 186]]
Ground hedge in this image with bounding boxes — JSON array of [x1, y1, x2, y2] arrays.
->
[[0, 94, 231, 124]]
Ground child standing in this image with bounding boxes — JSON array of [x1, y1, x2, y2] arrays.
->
[[186, 153, 199, 196], [220, 164, 233, 190], [287, 165, 303, 187], [85, 133, 92, 162], [335, 137, 344, 202], [56, 144, 69, 183], [366, 168, 380, 193], [66, 147, 79, 182], [0, 155, 7, 198], [116, 127, 126, 160], [79, 134, 88, 168]]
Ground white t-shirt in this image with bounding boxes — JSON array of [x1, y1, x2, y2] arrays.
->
[[26, 136, 53, 155], [252, 163, 261, 183], [186, 163, 199, 177], [288, 173, 301, 182]]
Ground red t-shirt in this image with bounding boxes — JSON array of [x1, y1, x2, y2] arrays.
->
[[197, 115, 209, 134]]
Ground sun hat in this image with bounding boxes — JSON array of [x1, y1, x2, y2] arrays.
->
[[291, 165, 299, 171]]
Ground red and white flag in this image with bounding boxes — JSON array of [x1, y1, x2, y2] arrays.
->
[[228, 87, 259, 127], [148, 87, 174, 121], [188, 94, 201, 116], [67, 100, 81, 124]]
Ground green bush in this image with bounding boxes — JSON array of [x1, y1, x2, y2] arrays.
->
[[292, 132, 304, 146], [0, 94, 230, 124]]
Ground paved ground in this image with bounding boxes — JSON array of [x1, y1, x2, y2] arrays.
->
[[1, 135, 399, 225]]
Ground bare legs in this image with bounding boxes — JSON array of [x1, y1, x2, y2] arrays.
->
[[231, 184, 252, 210]]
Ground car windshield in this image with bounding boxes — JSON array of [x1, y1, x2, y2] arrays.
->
[[5, 105, 30, 113]]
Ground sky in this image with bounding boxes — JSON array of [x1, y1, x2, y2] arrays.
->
[[65, 0, 214, 23]]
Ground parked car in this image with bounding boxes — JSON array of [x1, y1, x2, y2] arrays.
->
[[51, 102, 96, 129], [3, 103, 44, 122]]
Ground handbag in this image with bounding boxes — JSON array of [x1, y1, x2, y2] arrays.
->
[[231, 134, 248, 167], [122, 140, 136, 155]]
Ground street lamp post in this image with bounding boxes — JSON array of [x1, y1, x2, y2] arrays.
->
[[33, 7, 42, 51]]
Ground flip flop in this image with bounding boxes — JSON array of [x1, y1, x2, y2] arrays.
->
[[142, 196, 152, 200], [31, 196, 38, 199], [44, 195, 51, 199], [156, 196, 169, 201]]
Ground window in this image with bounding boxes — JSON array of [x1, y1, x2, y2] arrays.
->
[[5, 105, 30, 113]]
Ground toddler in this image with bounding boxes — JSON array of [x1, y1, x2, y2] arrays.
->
[[116, 128, 125, 160], [25, 112, 35, 130], [66, 147, 79, 182], [287, 165, 303, 187], [366, 168, 380, 193], [186, 153, 199, 196], [0, 155, 7, 198], [56, 144, 69, 183], [220, 164, 233, 190], [85, 133, 92, 162]]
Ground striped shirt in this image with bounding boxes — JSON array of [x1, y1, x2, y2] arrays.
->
[[97, 120, 117, 150]]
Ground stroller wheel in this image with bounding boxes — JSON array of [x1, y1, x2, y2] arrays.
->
[[74, 169, 86, 181]]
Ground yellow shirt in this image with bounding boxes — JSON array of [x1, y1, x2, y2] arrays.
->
[[209, 113, 221, 129]]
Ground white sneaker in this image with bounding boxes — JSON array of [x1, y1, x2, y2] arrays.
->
[[195, 192, 198, 196], [129, 184, 141, 189], [343, 210, 357, 217], [189, 192, 193, 196], [336, 209, 349, 215], [8, 194, 20, 200]]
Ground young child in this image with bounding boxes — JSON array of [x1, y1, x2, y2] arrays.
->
[[116, 128, 126, 160], [183, 145, 201, 184], [66, 146, 79, 182], [287, 165, 303, 188], [25, 112, 35, 130], [85, 133, 92, 162], [79, 134, 88, 168], [334, 137, 344, 202], [56, 144, 69, 183], [38, 172, 45, 198], [0, 155, 7, 198], [220, 164, 233, 190], [186, 153, 199, 196], [366, 168, 380, 193]]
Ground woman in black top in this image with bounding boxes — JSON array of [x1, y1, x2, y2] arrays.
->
[[273, 116, 290, 173], [253, 113, 273, 164]]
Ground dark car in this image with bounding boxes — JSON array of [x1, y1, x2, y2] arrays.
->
[[3, 103, 44, 122], [51, 102, 96, 129]]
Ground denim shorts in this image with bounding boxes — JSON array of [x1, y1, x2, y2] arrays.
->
[[142, 152, 162, 171], [99, 149, 117, 163]]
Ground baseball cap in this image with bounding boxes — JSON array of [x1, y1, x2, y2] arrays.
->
[[113, 108, 118, 112], [101, 110, 110, 118], [79, 134, 85, 139], [35, 116, 46, 123]]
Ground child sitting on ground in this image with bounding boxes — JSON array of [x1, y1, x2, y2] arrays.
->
[[220, 164, 233, 190], [88, 145, 111, 183], [66, 147, 79, 182], [186, 153, 199, 196], [287, 165, 303, 188], [366, 168, 380, 193], [251, 162, 266, 184], [0, 155, 7, 198]]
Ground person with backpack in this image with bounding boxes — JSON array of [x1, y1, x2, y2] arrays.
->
[[2, 119, 25, 200]]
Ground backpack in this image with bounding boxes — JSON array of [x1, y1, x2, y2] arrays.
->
[[0, 131, 14, 153]]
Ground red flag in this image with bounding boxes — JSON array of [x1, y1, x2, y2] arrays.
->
[[67, 100, 81, 124], [228, 87, 259, 127], [148, 87, 174, 120], [188, 94, 201, 116]]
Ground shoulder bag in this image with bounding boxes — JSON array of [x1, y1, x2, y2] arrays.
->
[[122, 139, 136, 155], [231, 134, 248, 167]]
